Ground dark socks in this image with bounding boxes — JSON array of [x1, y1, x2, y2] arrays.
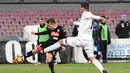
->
[[38, 53, 42, 63], [48, 61, 55, 73], [23, 51, 34, 58], [94, 51, 100, 60]]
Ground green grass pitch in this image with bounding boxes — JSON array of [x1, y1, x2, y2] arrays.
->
[[0, 63, 130, 73]]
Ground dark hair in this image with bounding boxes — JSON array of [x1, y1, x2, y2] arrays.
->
[[93, 20, 99, 24], [80, 1, 89, 10], [101, 16, 106, 19], [47, 18, 56, 24], [93, 20, 98, 22]]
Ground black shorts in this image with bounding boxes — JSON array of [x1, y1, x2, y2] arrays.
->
[[38, 40, 53, 48], [38, 41, 61, 60], [48, 48, 61, 60]]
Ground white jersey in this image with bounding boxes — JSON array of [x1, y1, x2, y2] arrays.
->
[[73, 11, 101, 40]]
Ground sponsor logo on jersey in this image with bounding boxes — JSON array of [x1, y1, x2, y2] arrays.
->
[[51, 32, 59, 37], [53, 37, 58, 40]]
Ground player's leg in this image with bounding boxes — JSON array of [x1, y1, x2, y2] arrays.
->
[[38, 40, 62, 53], [12, 44, 43, 64], [38, 53, 42, 64], [83, 43, 108, 73], [83, 44, 101, 63], [89, 57, 107, 73], [38, 37, 78, 54], [95, 51, 100, 61], [46, 52, 56, 73], [24, 43, 46, 58], [12, 49, 39, 64], [23, 49, 39, 58], [82, 49, 91, 63], [82, 49, 89, 61]]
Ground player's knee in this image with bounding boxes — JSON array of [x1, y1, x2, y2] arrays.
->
[[46, 53, 53, 63], [58, 40, 63, 45], [88, 57, 95, 62]]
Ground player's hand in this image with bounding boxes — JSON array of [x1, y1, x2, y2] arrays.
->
[[31, 31, 36, 35], [61, 46, 66, 51], [100, 17, 106, 21], [68, 19, 74, 23]]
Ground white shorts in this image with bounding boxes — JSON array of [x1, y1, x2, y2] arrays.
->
[[63, 37, 94, 57]]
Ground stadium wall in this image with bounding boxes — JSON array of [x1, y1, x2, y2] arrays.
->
[[1, 39, 130, 64], [74, 39, 130, 63], [0, 3, 130, 11], [0, 41, 71, 64]]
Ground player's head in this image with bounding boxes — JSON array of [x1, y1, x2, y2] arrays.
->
[[100, 16, 106, 24], [92, 20, 98, 28], [121, 14, 127, 21], [80, 1, 89, 12], [47, 18, 57, 30], [39, 18, 45, 25]]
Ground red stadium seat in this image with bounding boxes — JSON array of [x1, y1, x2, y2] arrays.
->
[[27, 21, 36, 25], [10, 32, 17, 36], [23, 18, 31, 22], [4, 31, 11, 36], [11, 21, 20, 25], [30, 18, 38, 22], [0, 10, 129, 38]]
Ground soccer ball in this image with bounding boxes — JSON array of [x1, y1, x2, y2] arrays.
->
[[15, 54, 24, 63]]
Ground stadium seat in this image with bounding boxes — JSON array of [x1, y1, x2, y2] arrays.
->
[[0, 10, 129, 38]]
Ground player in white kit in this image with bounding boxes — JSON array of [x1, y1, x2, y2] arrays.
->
[[37, 1, 108, 73]]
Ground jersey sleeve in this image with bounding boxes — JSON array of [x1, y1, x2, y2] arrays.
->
[[35, 28, 51, 35], [83, 12, 101, 20], [91, 14, 101, 20], [73, 21, 80, 26]]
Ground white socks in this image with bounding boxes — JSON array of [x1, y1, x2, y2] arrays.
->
[[92, 59, 104, 73], [44, 42, 61, 53]]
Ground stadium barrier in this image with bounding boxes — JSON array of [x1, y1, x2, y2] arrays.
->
[[0, 41, 71, 64], [0, 39, 130, 64], [74, 39, 130, 63]]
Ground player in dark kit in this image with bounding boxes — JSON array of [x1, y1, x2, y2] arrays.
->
[[12, 18, 67, 73]]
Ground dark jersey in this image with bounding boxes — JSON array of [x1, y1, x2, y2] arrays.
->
[[115, 20, 130, 38], [35, 25, 67, 47]]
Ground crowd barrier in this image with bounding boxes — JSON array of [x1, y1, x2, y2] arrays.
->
[[0, 39, 130, 64], [0, 41, 71, 64]]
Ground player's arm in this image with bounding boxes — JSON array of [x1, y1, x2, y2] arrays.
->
[[35, 31, 49, 35], [91, 14, 101, 20], [83, 12, 101, 20], [73, 21, 80, 26], [32, 28, 51, 35], [69, 19, 80, 26]]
